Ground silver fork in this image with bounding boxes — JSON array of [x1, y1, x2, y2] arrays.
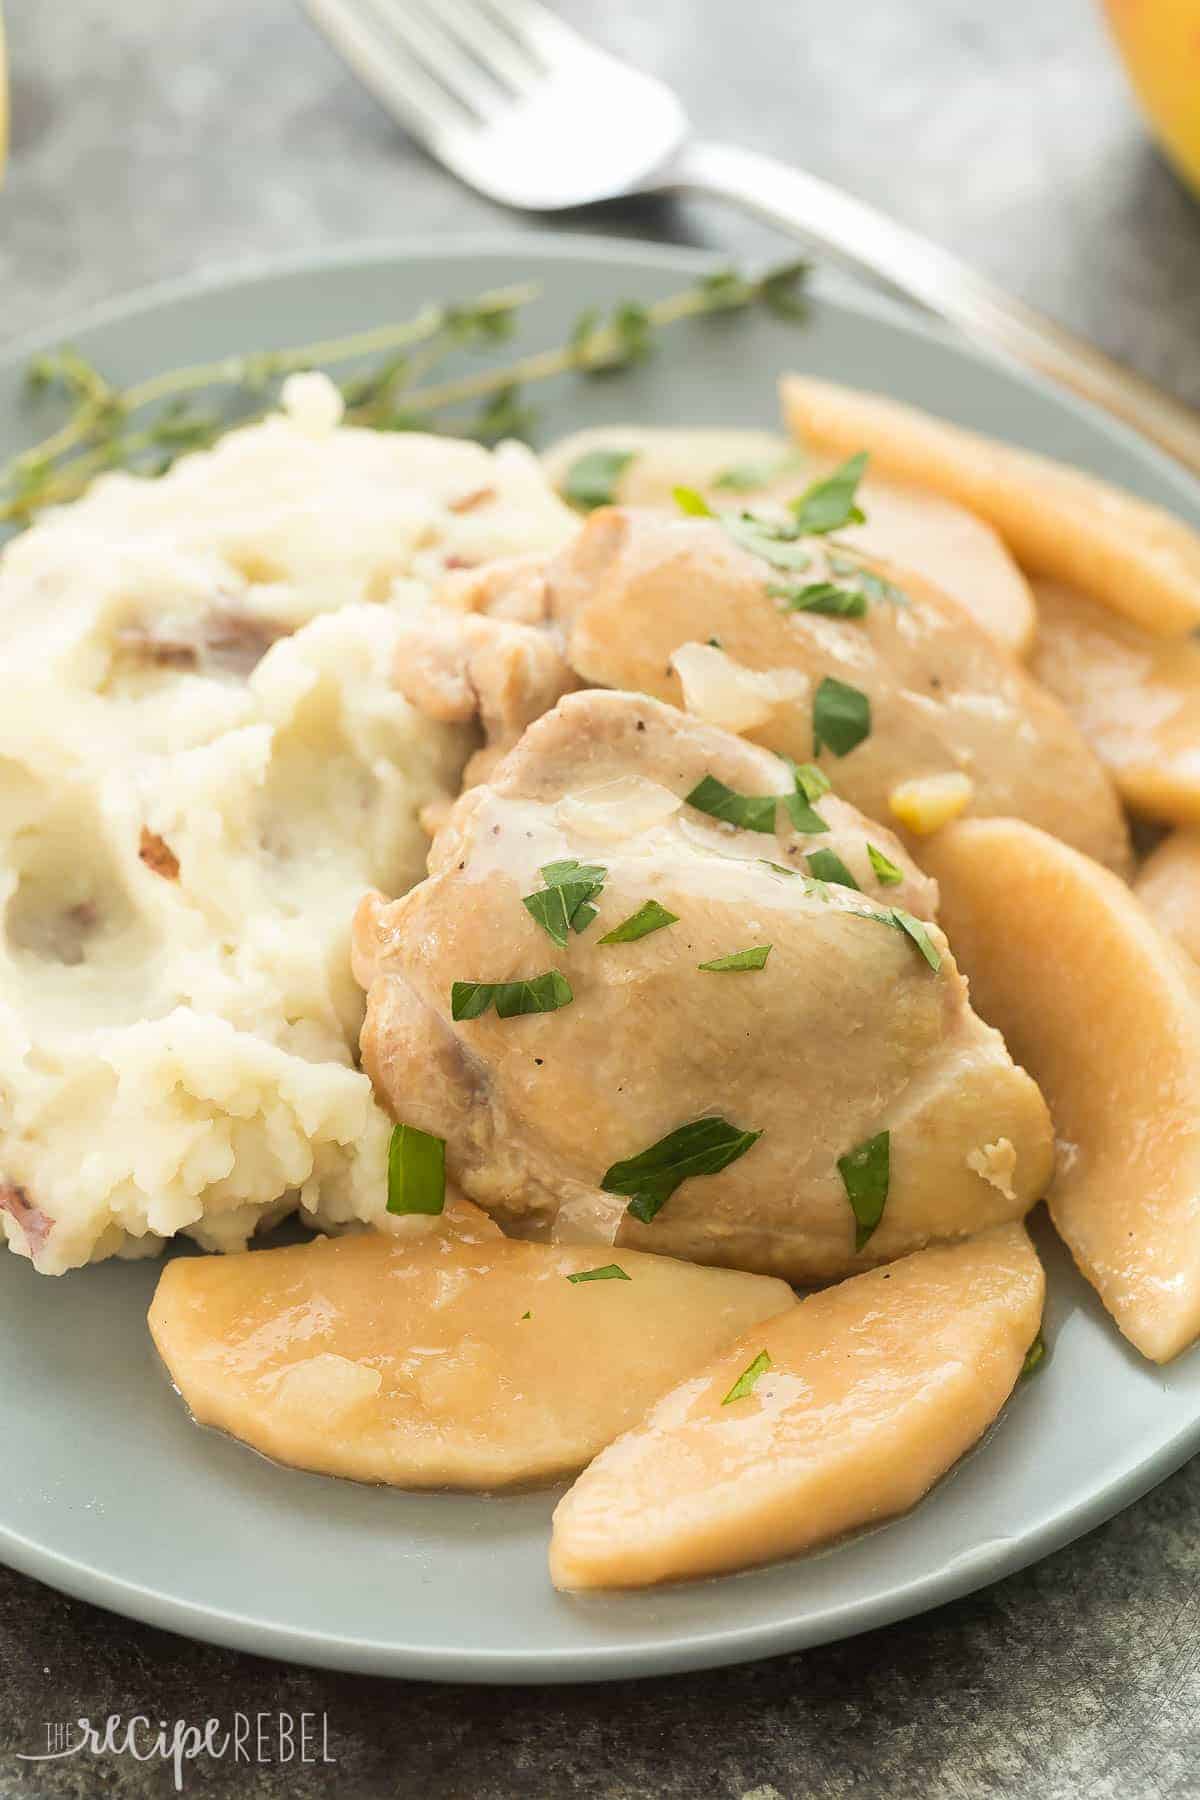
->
[[305, 0, 1200, 478]]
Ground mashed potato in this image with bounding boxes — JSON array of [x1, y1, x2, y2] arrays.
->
[[0, 375, 578, 1272]]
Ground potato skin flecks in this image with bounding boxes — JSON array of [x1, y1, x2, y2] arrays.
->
[[138, 827, 180, 880]]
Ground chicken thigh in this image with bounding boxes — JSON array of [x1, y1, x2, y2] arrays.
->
[[541, 424, 1038, 656], [353, 691, 1053, 1283], [543, 509, 1131, 871], [403, 507, 1129, 872]]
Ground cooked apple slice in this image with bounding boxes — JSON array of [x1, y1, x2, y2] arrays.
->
[[543, 424, 1036, 655], [148, 1211, 794, 1489], [923, 816, 1200, 1363], [781, 375, 1200, 637], [1030, 578, 1200, 825], [550, 1224, 1042, 1590], [834, 471, 1036, 658], [1134, 832, 1200, 965]]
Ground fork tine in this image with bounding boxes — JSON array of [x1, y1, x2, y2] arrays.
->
[[423, 0, 546, 93], [305, 0, 468, 137], [380, 0, 513, 120], [472, 0, 580, 57]]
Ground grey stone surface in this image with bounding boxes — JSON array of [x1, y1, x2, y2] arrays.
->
[[1, 1, 1199, 1794]]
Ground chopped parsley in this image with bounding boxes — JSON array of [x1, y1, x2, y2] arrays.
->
[[867, 842, 905, 887], [805, 849, 859, 891], [812, 676, 871, 758], [602, 1116, 763, 1225], [792, 760, 831, 802], [773, 551, 907, 618], [673, 485, 714, 517], [785, 792, 827, 834], [542, 857, 606, 887], [523, 881, 601, 945], [676, 453, 874, 608], [838, 1130, 890, 1251], [722, 1349, 772, 1405], [673, 487, 814, 571], [1021, 1333, 1046, 1377], [789, 452, 869, 535], [564, 447, 635, 511], [598, 899, 679, 944], [494, 973, 575, 1016], [769, 579, 868, 619], [685, 773, 779, 834], [712, 450, 803, 493], [723, 514, 815, 571], [783, 791, 826, 835], [828, 553, 909, 607], [698, 944, 772, 972], [523, 859, 607, 946], [780, 757, 831, 834], [760, 850, 938, 970], [759, 859, 836, 903], [565, 1264, 631, 1284], [887, 908, 942, 972], [450, 981, 497, 1021], [451, 971, 574, 1020], [386, 1122, 446, 1216]]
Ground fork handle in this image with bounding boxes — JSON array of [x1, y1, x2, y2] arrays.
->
[[671, 140, 1200, 480]]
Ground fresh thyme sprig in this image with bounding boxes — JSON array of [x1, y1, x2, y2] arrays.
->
[[388, 260, 809, 428], [1, 286, 534, 525], [0, 258, 809, 528]]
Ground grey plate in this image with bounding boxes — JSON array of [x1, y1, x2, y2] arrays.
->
[[3, 237, 1199, 1684]]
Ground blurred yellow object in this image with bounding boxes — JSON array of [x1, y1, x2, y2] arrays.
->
[[1102, 0, 1200, 194]]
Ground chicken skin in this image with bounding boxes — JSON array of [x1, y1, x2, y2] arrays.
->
[[353, 691, 1053, 1283], [546, 509, 1131, 871]]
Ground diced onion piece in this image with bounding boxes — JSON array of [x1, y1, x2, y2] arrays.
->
[[556, 776, 683, 843], [967, 1137, 1018, 1201], [890, 772, 974, 835], [671, 642, 807, 733]]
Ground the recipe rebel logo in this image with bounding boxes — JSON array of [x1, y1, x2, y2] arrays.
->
[[15, 1711, 336, 1790]]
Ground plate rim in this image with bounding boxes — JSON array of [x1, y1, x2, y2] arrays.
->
[[3, 232, 1198, 1683], [2, 1396, 1198, 1683]]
